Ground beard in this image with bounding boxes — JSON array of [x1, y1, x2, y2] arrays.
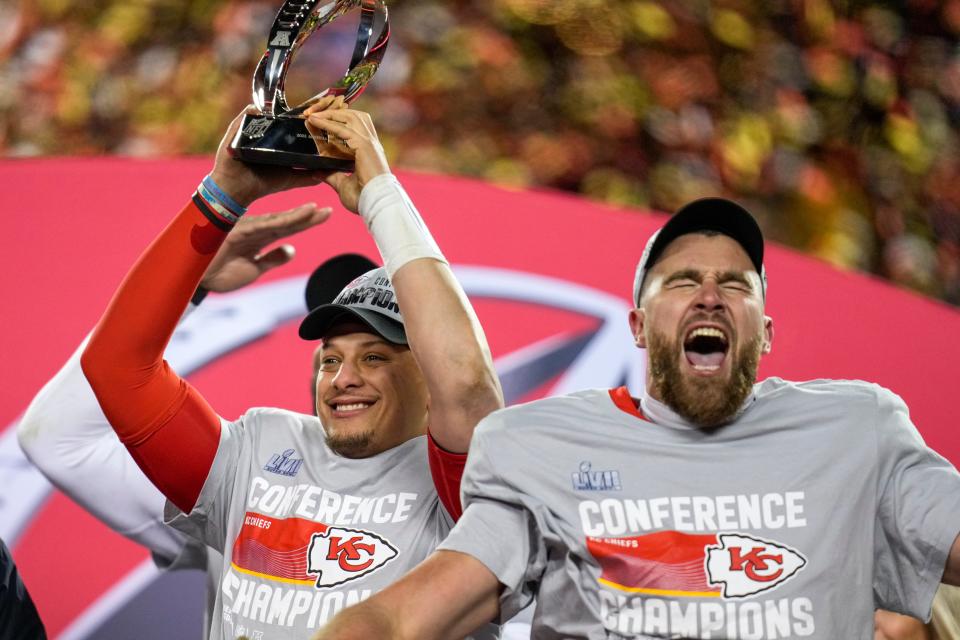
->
[[325, 430, 374, 457], [647, 328, 762, 428]]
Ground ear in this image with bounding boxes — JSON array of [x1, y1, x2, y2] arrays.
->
[[628, 308, 647, 349], [762, 315, 774, 354]]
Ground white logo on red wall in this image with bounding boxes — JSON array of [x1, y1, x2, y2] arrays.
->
[[306, 526, 399, 588], [705, 533, 806, 598]]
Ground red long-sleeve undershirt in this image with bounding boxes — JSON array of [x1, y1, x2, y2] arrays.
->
[[81, 200, 226, 514], [427, 434, 466, 521], [80, 198, 467, 519]]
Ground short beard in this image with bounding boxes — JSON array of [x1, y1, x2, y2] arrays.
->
[[326, 430, 374, 457], [647, 329, 762, 428]]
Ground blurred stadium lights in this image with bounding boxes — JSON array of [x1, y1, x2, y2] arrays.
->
[[3, 0, 960, 303]]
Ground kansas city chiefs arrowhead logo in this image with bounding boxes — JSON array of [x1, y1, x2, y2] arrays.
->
[[306, 526, 399, 588], [705, 533, 806, 598]]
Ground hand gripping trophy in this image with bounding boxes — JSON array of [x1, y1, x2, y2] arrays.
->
[[230, 0, 389, 170]]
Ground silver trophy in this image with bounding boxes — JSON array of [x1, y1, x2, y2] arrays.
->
[[230, 0, 389, 170]]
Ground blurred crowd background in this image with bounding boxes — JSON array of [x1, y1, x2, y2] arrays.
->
[[3, 0, 960, 304]]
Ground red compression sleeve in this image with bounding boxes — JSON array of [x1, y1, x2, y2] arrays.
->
[[81, 198, 228, 513], [427, 429, 467, 521]]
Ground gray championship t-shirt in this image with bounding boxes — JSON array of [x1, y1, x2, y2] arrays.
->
[[152, 539, 222, 637], [167, 407, 494, 640], [440, 379, 960, 639]]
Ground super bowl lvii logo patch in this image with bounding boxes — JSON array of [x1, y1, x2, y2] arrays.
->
[[263, 449, 304, 477], [571, 461, 622, 491]]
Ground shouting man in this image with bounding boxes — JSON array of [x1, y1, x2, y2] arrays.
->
[[314, 198, 960, 640]]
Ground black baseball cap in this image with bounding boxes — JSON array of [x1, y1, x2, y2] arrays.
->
[[304, 253, 378, 311], [632, 197, 766, 305], [299, 266, 407, 344]]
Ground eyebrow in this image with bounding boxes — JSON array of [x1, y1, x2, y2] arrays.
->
[[718, 270, 753, 288], [663, 268, 754, 289], [321, 337, 393, 350], [663, 268, 702, 285]]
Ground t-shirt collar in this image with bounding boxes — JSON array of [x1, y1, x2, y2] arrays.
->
[[609, 385, 758, 430]]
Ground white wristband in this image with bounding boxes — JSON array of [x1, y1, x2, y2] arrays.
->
[[358, 173, 447, 278]]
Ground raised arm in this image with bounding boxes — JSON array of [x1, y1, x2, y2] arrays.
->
[[306, 108, 503, 519], [389, 248, 502, 451], [313, 550, 500, 640], [81, 107, 331, 513], [18, 203, 325, 560], [308, 109, 503, 453], [20, 332, 190, 561]]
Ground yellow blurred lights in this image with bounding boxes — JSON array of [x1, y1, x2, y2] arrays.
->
[[557, 2, 623, 56], [803, 0, 836, 40], [884, 114, 933, 174], [711, 9, 755, 50], [631, 2, 676, 41], [499, 0, 578, 25], [99, 4, 152, 46], [720, 114, 773, 183]]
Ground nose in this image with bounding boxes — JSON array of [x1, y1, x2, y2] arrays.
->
[[332, 360, 363, 390], [694, 278, 725, 312]]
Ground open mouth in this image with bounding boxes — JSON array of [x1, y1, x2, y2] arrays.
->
[[683, 326, 729, 372]]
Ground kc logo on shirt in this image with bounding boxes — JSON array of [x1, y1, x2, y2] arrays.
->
[[705, 532, 807, 598], [306, 526, 399, 588], [586, 529, 808, 600]]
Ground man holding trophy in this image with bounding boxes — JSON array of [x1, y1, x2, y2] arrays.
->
[[79, 2, 505, 638]]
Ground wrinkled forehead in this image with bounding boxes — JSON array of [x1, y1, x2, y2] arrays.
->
[[650, 232, 757, 276]]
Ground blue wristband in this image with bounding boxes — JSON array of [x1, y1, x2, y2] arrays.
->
[[202, 174, 248, 216]]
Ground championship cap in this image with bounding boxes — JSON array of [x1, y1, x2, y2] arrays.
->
[[632, 197, 766, 305], [299, 266, 406, 344]]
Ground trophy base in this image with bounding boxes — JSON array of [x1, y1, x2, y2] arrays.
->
[[229, 113, 355, 172]]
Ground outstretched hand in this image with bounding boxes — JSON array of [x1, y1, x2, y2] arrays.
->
[[304, 106, 392, 213], [200, 203, 332, 293]]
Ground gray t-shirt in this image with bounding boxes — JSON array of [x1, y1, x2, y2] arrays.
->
[[153, 540, 221, 638], [440, 378, 960, 639], [167, 407, 493, 640]]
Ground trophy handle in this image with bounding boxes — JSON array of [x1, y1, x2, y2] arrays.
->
[[252, 0, 390, 118], [350, 1, 381, 70]]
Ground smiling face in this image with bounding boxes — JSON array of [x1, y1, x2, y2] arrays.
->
[[630, 232, 773, 427], [312, 324, 429, 458]]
